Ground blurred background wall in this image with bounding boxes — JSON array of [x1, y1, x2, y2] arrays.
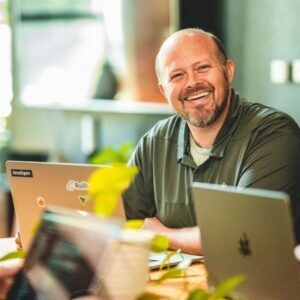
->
[[223, 0, 300, 122], [1, 0, 300, 165]]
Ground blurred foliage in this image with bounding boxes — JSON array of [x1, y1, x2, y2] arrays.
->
[[159, 249, 181, 271], [88, 164, 138, 217], [0, 249, 26, 262], [151, 235, 170, 253], [87, 144, 169, 253], [123, 219, 144, 229], [0, 0, 9, 24], [88, 143, 134, 165], [187, 274, 246, 300], [139, 273, 246, 300]]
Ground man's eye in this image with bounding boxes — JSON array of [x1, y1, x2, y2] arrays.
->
[[170, 73, 183, 80], [196, 65, 210, 72]]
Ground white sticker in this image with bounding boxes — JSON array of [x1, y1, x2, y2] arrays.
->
[[66, 180, 88, 191]]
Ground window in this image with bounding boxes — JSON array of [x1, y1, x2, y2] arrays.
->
[[0, 0, 12, 124], [11, 0, 123, 106]]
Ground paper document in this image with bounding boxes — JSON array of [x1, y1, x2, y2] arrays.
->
[[148, 251, 204, 270]]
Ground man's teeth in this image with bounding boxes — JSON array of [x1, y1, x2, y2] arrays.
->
[[187, 91, 210, 100]]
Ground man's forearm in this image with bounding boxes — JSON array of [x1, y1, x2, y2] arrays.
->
[[162, 226, 202, 255], [141, 217, 202, 255]]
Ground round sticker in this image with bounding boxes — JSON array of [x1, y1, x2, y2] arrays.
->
[[37, 196, 46, 208]]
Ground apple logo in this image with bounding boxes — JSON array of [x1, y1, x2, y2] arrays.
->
[[238, 233, 251, 257]]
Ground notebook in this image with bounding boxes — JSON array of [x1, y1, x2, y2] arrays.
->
[[6, 160, 125, 250], [148, 251, 203, 270], [192, 182, 300, 300]]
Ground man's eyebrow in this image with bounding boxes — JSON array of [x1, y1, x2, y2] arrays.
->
[[192, 60, 211, 67], [167, 68, 184, 78], [169, 68, 183, 74]]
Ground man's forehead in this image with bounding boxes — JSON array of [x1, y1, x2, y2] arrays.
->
[[160, 34, 215, 69], [161, 33, 201, 57]]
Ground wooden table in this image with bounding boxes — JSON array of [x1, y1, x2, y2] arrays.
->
[[146, 262, 207, 299], [0, 238, 208, 299]]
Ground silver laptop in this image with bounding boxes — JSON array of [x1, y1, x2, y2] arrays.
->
[[6, 160, 124, 250], [192, 182, 300, 300]]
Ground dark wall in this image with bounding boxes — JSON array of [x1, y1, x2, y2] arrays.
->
[[178, 0, 224, 42]]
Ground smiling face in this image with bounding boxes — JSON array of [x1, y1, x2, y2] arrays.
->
[[158, 31, 234, 128]]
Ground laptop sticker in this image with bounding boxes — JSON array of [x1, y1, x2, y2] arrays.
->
[[37, 196, 45, 208], [238, 233, 251, 257], [78, 196, 88, 207], [66, 180, 88, 191], [11, 169, 33, 177]]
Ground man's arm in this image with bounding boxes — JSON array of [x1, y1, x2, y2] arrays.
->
[[142, 217, 202, 255]]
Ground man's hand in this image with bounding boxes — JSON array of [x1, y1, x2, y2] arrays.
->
[[15, 232, 23, 250], [141, 217, 202, 255], [141, 217, 169, 234], [0, 267, 19, 299]]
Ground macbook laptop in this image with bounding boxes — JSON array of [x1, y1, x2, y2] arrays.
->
[[6, 160, 125, 250], [192, 182, 300, 300]]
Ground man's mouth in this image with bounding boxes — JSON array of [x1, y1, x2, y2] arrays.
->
[[185, 91, 211, 101]]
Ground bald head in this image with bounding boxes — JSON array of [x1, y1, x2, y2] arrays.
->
[[155, 28, 227, 83]]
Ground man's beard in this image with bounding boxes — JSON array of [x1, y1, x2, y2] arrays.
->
[[180, 79, 230, 128]]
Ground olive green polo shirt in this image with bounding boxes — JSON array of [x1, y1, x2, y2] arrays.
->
[[123, 90, 300, 242]]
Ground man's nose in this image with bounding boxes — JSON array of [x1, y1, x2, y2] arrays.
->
[[185, 73, 198, 89]]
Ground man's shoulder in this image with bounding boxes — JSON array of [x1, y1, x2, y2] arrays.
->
[[239, 98, 299, 132], [143, 114, 182, 140]]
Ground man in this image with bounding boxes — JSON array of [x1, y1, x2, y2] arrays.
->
[[122, 28, 300, 255]]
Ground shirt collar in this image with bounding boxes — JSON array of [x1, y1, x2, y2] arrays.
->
[[177, 89, 241, 162]]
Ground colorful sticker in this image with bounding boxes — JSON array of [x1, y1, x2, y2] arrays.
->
[[78, 195, 88, 207], [66, 180, 88, 191], [37, 196, 46, 207]]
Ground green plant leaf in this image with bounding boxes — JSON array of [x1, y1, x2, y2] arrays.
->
[[89, 143, 134, 165], [153, 267, 184, 283], [88, 164, 138, 217], [151, 234, 169, 253], [93, 192, 120, 217], [213, 274, 246, 299], [159, 250, 181, 271], [0, 250, 26, 262], [187, 288, 211, 300], [123, 219, 144, 229], [136, 292, 163, 300]]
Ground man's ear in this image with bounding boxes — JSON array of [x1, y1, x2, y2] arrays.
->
[[225, 60, 235, 85], [158, 83, 166, 97]]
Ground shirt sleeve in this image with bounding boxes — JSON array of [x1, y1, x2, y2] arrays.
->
[[122, 137, 157, 220], [237, 117, 300, 242]]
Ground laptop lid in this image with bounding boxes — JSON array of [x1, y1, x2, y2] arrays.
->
[[7, 205, 121, 299], [6, 161, 125, 250], [192, 182, 300, 300]]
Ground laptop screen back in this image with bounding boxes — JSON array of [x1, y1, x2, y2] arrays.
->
[[6, 161, 103, 250], [192, 182, 300, 300]]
